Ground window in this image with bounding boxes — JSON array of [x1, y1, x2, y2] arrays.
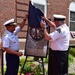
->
[[34, 3, 44, 13], [69, 2, 75, 31], [70, 11, 75, 31]]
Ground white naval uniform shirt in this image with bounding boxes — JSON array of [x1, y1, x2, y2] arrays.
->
[[49, 24, 70, 51], [2, 26, 20, 51]]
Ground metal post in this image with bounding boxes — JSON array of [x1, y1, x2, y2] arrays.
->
[[20, 56, 28, 75], [41, 58, 45, 75], [0, 43, 4, 75]]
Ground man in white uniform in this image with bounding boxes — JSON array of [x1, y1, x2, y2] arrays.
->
[[2, 14, 28, 75], [40, 14, 70, 75]]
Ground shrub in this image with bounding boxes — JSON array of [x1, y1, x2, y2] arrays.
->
[[69, 48, 75, 57], [19, 58, 43, 75], [44, 56, 48, 63], [68, 53, 74, 66]]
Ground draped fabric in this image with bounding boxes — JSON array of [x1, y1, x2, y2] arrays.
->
[[28, 1, 44, 28], [25, 1, 49, 57]]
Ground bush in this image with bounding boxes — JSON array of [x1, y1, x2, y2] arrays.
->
[[44, 56, 48, 63], [19, 51, 75, 75], [68, 47, 75, 66], [19, 57, 26, 66], [69, 48, 75, 57], [21, 62, 32, 74], [19, 57, 43, 75], [68, 53, 74, 66]]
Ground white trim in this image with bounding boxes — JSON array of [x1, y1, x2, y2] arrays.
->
[[19, 39, 26, 42], [69, 1, 75, 46], [69, 1, 75, 30], [31, 0, 47, 5], [69, 2, 75, 12], [68, 8, 70, 30]]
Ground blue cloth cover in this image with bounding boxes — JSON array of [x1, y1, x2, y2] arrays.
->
[[28, 1, 44, 28]]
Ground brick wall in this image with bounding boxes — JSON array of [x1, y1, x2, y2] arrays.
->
[[0, 0, 74, 72], [0, 0, 73, 34], [47, 0, 72, 24], [0, 0, 16, 34], [0, 0, 73, 31], [0, 0, 74, 49], [0, 0, 28, 50]]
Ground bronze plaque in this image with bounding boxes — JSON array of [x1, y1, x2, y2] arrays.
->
[[25, 27, 48, 57]]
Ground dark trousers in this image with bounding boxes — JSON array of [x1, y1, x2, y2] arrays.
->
[[48, 49, 68, 75], [5, 53, 19, 75]]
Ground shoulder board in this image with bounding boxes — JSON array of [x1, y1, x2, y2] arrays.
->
[[56, 28, 61, 33], [4, 33, 8, 36], [56, 26, 63, 33]]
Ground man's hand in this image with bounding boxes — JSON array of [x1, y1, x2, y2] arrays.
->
[[20, 13, 29, 29], [41, 16, 48, 21], [41, 15, 56, 29], [40, 20, 46, 28], [17, 52, 23, 56]]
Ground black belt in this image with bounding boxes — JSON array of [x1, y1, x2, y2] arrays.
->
[[50, 48, 68, 52]]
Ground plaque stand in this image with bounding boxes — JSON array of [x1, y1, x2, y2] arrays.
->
[[1, 49, 4, 75], [20, 26, 50, 75], [20, 56, 46, 75]]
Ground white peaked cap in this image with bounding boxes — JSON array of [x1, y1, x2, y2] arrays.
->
[[53, 14, 66, 21], [3, 18, 16, 26], [53, 14, 66, 19]]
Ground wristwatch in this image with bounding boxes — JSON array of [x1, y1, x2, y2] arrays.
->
[[43, 26, 46, 30]]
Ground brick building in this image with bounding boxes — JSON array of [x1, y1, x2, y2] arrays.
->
[[0, 0, 73, 25], [0, 0, 75, 74], [0, 0, 75, 48], [0, 0, 74, 26], [0, 0, 75, 50]]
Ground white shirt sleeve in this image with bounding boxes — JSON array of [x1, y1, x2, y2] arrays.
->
[[14, 26, 21, 35], [2, 36, 10, 48], [49, 30, 62, 41]]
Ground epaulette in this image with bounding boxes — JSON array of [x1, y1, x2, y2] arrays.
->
[[56, 26, 63, 33]]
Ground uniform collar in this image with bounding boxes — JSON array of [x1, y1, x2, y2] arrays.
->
[[5, 30, 13, 35], [56, 23, 66, 29]]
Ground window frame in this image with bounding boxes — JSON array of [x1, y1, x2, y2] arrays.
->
[[69, 2, 75, 31]]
